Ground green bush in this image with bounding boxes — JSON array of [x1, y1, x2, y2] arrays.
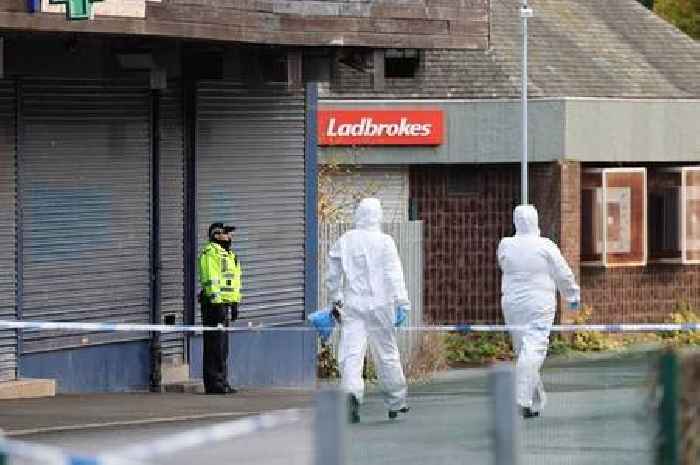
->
[[444, 332, 513, 364], [316, 302, 700, 377], [660, 301, 700, 347], [569, 306, 626, 352], [548, 334, 574, 356]]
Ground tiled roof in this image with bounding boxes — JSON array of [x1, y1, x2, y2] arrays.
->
[[327, 0, 700, 98]]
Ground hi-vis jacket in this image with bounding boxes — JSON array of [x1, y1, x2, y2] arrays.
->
[[197, 242, 242, 304]]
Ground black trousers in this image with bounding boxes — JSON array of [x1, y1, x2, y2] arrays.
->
[[202, 301, 238, 393]]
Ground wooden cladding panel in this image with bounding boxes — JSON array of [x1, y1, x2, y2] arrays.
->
[[0, 0, 489, 49]]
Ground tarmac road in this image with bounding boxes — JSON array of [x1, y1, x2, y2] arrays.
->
[[1, 353, 657, 465]]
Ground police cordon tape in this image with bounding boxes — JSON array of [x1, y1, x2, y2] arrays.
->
[[0, 320, 698, 333], [0, 436, 147, 465], [0, 409, 303, 465], [106, 409, 302, 461]]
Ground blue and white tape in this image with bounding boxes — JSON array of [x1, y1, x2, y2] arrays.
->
[[0, 320, 697, 333], [432, 323, 700, 333], [0, 409, 302, 465], [108, 409, 302, 461], [0, 437, 146, 465]]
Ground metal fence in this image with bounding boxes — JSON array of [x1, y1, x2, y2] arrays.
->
[[318, 222, 424, 356]]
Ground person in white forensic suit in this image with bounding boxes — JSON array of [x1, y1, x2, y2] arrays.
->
[[326, 198, 411, 423], [497, 205, 580, 418]]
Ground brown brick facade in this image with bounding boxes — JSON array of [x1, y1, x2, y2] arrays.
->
[[579, 166, 700, 323], [410, 165, 520, 324], [413, 161, 700, 325], [581, 265, 700, 323], [554, 161, 582, 323]]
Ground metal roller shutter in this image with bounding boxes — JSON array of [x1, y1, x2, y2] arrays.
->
[[196, 82, 306, 325], [0, 81, 16, 380], [159, 86, 185, 361], [19, 80, 152, 353]]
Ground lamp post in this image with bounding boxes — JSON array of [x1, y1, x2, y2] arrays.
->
[[520, 0, 533, 205]]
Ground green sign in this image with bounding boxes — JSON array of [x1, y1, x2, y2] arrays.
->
[[49, 0, 104, 20]]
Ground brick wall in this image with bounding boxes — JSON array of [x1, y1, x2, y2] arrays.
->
[[410, 165, 520, 324], [581, 265, 700, 323], [533, 162, 699, 324], [579, 166, 700, 323], [412, 162, 573, 324], [530, 163, 563, 243], [412, 162, 697, 324], [555, 161, 581, 323]]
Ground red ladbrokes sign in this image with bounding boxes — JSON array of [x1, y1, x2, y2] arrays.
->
[[318, 109, 444, 146]]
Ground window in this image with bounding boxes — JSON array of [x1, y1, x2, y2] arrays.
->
[[261, 50, 288, 83], [303, 49, 331, 83], [683, 168, 700, 263], [385, 49, 419, 78], [649, 188, 681, 259], [649, 167, 700, 264], [338, 48, 371, 73], [581, 168, 647, 267]]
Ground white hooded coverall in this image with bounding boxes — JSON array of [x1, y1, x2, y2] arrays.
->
[[326, 198, 409, 410], [497, 205, 580, 412]]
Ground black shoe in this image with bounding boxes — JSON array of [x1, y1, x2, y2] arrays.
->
[[521, 407, 539, 419], [205, 385, 237, 395], [388, 406, 410, 420], [205, 389, 227, 395], [348, 394, 360, 424]]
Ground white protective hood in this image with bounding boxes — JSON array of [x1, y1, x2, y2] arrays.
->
[[353, 198, 383, 231], [514, 205, 541, 237]]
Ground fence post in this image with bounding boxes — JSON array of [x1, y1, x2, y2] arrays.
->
[[315, 388, 347, 465], [658, 350, 680, 465], [491, 363, 520, 465]]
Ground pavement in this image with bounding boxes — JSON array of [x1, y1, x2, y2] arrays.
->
[[0, 352, 659, 465], [0, 388, 313, 436]]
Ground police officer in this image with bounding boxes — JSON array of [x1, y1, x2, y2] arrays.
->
[[197, 222, 242, 394]]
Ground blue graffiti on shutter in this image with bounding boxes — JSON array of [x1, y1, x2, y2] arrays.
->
[[24, 187, 112, 263]]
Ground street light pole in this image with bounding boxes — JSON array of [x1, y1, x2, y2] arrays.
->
[[520, 0, 533, 205]]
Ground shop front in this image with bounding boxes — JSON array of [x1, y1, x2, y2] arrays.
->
[[0, 34, 316, 391], [319, 99, 700, 324]]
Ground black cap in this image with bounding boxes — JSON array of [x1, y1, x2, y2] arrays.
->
[[208, 222, 236, 240], [208, 222, 224, 239]]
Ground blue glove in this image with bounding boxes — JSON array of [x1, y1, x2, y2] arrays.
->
[[308, 309, 336, 342], [569, 299, 580, 311], [395, 305, 409, 327]]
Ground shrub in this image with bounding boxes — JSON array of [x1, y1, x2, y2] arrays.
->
[[660, 301, 700, 347], [404, 332, 450, 383], [444, 332, 513, 364], [569, 306, 625, 352]]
